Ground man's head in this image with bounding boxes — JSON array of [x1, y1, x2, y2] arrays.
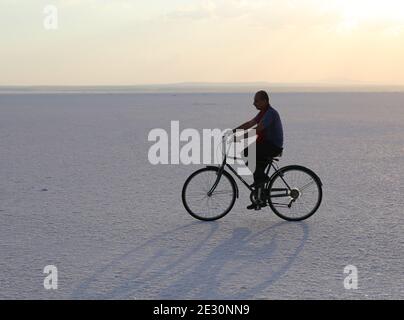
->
[[253, 90, 270, 110]]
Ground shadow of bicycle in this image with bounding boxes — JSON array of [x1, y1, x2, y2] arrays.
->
[[72, 219, 309, 299]]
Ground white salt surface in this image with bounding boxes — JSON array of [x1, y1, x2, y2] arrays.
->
[[0, 92, 403, 299]]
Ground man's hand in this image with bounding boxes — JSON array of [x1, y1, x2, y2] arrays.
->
[[222, 129, 234, 141], [233, 131, 245, 143], [229, 118, 258, 142], [234, 119, 256, 132], [233, 129, 256, 142]]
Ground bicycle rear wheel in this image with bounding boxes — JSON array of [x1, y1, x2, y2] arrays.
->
[[182, 167, 236, 221], [267, 165, 322, 221]]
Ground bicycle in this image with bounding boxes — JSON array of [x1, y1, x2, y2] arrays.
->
[[182, 133, 323, 222]]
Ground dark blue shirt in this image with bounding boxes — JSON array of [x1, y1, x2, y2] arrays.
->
[[254, 106, 284, 148]]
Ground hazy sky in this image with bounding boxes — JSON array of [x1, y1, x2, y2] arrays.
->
[[1, 0, 404, 85]]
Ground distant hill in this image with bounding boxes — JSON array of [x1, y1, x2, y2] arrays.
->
[[1, 82, 404, 94]]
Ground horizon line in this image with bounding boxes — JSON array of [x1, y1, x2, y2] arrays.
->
[[1, 81, 404, 88], [1, 82, 404, 94]]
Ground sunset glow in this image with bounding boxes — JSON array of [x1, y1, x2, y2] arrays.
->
[[1, 0, 404, 86]]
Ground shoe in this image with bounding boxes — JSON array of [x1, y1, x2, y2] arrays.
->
[[259, 202, 268, 208], [246, 201, 267, 210], [247, 203, 257, 210]]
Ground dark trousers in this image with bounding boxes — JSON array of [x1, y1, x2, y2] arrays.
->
[[243, 141, 283, 186]]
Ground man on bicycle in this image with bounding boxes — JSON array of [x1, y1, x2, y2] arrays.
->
[[232, 90, 284, 210]]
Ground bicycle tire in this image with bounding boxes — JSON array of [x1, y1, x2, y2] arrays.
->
[[182, 167, 237, 221], [267, 165, 323, 221]]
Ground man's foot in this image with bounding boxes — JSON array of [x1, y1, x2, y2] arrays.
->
[[246, 201, 267, 210], [247, 203, 258, 210], [260, 202, 268, 208]]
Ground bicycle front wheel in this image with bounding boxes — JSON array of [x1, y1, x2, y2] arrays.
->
[[267, 165, 322, 221], [182, 167, 237, 221]]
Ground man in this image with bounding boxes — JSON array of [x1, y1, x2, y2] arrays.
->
[[232, 90, 284, 210]]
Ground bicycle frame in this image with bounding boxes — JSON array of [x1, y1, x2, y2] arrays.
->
[[183, 136, 323, 221], [207, 138, 292, 198]]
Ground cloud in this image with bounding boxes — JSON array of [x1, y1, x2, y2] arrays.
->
[[164, 0, 342, 31], [165, 0, 256, 21], [165, 0, 404, 33]]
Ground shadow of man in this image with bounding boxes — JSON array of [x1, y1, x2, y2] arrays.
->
[[72, 220, 309, 299], [158, 221, 309, 299]]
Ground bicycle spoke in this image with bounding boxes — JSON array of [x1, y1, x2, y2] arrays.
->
[[210, 190, 233, 196], [186, 192, 209, 197], [183, 168, 235, 220], [299, 179, 315, 192], [268, 167, 322, 220]]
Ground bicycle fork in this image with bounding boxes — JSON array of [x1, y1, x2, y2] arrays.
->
[[207, 164, 226, 197]]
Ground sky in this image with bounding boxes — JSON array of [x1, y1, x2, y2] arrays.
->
[[1, 0, 404, 86]]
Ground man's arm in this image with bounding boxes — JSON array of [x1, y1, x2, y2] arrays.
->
[[232, 119, 257, 133], [255, 118, 265, 134], [230, 118, 258, 141], [256, 110, 273, 133]]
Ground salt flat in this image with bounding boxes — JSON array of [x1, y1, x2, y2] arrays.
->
[[0, 92, 403, 299]]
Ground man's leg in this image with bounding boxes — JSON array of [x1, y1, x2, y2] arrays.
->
[[244, 143, 270, 210], [253, 160, 270, 186], [254, 142, 283, 185], [253, 143, 271, 186]]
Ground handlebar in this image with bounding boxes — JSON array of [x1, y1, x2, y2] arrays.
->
[[220, 130, 244, 161]]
